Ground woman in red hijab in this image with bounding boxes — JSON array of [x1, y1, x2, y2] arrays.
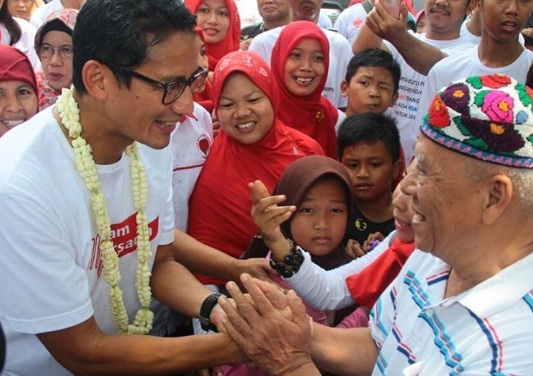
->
[[185, 0, 240, 113], [0, 44, 38, 138], [271, 20, 342, 159], [187, 51, 323, 313]]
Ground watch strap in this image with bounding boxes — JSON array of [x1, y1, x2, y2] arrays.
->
[[199, 292, 222, 332]]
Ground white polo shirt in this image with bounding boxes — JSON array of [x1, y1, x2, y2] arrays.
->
[[370, 249, 533, 375]]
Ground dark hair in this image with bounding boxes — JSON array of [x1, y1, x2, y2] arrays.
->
[[36, 20, 73, 47], [336, 112, 401, 163], [344, 48, 401, 94], [72, 0, 197, 93], [0, 0, 22, 45]]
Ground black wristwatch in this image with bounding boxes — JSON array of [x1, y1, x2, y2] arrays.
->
[[199, 292, 222, 332]]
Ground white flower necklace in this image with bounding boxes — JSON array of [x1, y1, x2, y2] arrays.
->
[[57, 88, 153, 335]]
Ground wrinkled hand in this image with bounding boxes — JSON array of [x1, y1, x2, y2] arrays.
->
[[210, 297, 232, 332], [249, 180, 295, 244], [365, 0, 409, 43], [219, 274, 313, 376]]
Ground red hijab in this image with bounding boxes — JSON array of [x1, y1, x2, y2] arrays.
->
[[184, 0, 241, 71], [0, 44, 38, 114], [187, 51, 324, 287], [271, 21, 339, 159]]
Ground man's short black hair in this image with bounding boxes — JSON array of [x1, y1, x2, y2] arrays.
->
[[73, 0, 196, 93]]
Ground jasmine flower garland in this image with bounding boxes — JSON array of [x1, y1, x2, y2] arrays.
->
[[57, 88, 153, 335]]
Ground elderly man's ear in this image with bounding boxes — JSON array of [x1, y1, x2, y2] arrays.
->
[[482, 175, 513, 225]]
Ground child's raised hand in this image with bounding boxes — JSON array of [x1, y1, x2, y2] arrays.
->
[[362, 232, 385, 252], [249, 180, 296, 244], [345, 239, 367, 259]]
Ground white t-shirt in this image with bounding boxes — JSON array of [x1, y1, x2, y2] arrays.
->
[[249, 25, 353, 109], [370, 250, 533, 374], [333, 3, 368, 45], [0, 108, 175, 375], [383, 33, 475, 161], [30, 0, 64, 29], [286, 232, 394, 310], [171, 102, 213, 232], [413, 46, 533, 145], [1, 17, 40, 70]]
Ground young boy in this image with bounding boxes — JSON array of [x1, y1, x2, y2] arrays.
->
[[414, 0, 533, 141], [340, 48, 401, 118], [337, 112, 401, 257]]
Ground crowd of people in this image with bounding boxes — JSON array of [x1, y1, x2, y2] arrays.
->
[[1, 0, 533, 374]]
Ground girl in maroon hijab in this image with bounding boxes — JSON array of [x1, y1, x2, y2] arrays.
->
[[271, 21, 341, 159], [187, 51, 323, 304]]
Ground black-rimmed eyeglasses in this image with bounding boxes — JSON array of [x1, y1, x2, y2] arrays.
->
[[117, 66, 209, 105]]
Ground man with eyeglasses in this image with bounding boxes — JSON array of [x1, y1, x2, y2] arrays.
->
[[0, 0, 253, 374]]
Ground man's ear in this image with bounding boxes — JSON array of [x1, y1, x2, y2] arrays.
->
[[340, 80, 349, 98], [482, 174, 513, 225], [81, 60, 112, 102]]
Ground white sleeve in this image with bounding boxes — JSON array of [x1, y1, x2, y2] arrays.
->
[[153, 145, 176, 246], [248, 34, 273, 66], [284, 232, 395, 311], [0, 184, 93, 334]]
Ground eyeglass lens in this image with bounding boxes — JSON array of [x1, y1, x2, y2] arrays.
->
[[163, 68, 208, 105]]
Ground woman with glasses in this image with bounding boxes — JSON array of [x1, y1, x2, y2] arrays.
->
[[0, 0, 40, 69], [34, 8, 77, 110]]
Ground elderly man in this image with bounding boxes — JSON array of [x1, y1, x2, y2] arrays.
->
[[219, 74, 533, 375]]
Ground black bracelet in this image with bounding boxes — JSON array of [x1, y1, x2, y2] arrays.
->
[[269, 239, 304, 278], [198, 293, 222, 332]]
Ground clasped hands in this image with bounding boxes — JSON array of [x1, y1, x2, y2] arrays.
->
[[217, 273, 314, 376]]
